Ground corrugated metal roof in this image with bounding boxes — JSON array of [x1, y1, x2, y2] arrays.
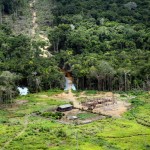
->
[[58, 104, 73, 109]]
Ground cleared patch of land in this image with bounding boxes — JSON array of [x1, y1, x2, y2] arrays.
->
[[53, 91, 131, 117], [0, 90, 150, 150]]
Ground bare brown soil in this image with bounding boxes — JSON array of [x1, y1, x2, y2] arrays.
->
[[53, 91, 131, 117]]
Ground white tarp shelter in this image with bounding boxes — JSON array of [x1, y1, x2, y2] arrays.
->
[[17, 87, 29, 96]]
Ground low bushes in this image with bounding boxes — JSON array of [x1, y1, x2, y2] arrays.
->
[[35, 111, 64, 120]]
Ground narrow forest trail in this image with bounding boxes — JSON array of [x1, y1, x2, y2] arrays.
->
[[68, 89, 82, 109], [1, 115, 30, 150], [29, 0, 51, 58]]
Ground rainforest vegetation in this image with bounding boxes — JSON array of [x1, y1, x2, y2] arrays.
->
[[49, 0, 150, 92], [0, 0, 150, 99]]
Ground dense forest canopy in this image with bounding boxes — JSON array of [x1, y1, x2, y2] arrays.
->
[[0, 0, 150, 102], [49, 0, 150, 90]]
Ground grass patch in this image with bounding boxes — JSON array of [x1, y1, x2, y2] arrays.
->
[[85, 90, 98, 95], [77, 112, 98, 120]]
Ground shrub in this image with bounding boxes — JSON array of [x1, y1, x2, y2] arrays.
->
[[40, 111, 63, 119], [56, 129, 66, 138]]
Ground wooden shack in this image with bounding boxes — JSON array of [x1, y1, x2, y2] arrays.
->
[[57, 104, 73, 112]]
